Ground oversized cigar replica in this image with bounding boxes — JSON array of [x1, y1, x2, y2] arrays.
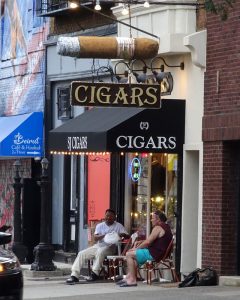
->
[[57, 36, 159, 60]]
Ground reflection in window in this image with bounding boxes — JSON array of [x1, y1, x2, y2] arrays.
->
[[128, 153, 178, 238]]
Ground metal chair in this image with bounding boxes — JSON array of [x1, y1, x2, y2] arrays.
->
[[87, 257, 110, 279], [143, 237, 179, 285]]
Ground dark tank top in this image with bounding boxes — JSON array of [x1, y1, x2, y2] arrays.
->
[[148, 222, 173, 262]]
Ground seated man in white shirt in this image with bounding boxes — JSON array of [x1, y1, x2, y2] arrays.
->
[[66, 208, 129, 284]]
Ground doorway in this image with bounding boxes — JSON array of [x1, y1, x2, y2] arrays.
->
[[63, 156, 80, 252], [124, 152, 182, 271], [125, 153, 178, 236]]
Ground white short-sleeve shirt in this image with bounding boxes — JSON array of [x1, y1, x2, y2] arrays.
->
[[95, 221, 128, 247]]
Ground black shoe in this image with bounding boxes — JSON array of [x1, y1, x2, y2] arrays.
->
[[86, 272, 99, 282], [66, 275, 79, 285]]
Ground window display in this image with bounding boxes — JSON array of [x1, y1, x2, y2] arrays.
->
[[127, 153, 178, 238]]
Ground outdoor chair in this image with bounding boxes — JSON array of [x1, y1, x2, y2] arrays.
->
[[87, 257, 110, 279], [142, 237, 179, 285], [87, 219, 111, 279]]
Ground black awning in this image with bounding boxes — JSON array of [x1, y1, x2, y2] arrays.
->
[[49, 99, 185, 154]]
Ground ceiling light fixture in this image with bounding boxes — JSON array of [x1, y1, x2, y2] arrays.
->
[[152, 71, 174, 95], [68, 1, 78, 9], [94, 0, 102, 11], [143, 1, 150, 8], [133, 66, 148, 83], [121, 4, 129, 15]]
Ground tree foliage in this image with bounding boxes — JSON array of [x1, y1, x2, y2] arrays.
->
[[205, 0, 235, 20]]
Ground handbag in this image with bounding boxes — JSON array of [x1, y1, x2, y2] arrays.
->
[[195, 267, 218, 286], [178, 269, 198, 288], [179, 267, 218, 288]]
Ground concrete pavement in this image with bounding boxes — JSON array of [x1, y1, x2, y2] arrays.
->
[[22, 262, 240, 300], [23, 278, 240, 300]]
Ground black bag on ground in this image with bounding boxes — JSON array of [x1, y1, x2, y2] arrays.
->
[[195, 267, 218, 286], [178, 267, 218, 288], [178, 269, 199, 288]]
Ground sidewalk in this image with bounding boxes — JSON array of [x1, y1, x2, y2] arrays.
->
[[22, 262, 240, 300], [22, 261, 240, 286], [22, 279, 240, 300], [22, 262, 164, 299]]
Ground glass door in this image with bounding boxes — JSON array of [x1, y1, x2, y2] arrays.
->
[[125, 153, 178, 237]]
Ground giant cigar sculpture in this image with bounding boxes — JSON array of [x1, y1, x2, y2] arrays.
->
[[57, 36, 159, 60]]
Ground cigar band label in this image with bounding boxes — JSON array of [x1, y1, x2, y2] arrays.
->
[[116, 37, 135, 59]]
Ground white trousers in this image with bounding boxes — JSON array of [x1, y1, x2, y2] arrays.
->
[[71, 244, 115, 278]]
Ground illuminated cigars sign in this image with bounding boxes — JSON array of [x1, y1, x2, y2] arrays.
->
[[116, 136, 177, 150], [71, 82, 161, 108]]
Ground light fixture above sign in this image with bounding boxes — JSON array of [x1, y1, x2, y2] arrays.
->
[[69, 55, 185, 108]]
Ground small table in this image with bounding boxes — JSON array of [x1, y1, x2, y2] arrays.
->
[[107, 239, 130, 280]]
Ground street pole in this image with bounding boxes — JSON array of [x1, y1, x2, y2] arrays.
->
[[31, 158, 56, 271], [12, 160, 28, 263]]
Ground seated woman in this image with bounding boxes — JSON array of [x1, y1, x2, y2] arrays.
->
[[117, 210, 173, 287]]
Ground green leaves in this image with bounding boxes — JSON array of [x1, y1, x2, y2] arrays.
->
[[205, 0, 235, 21]]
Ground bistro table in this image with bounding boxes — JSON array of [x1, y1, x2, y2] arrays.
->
[[107, 238, 131, 280]]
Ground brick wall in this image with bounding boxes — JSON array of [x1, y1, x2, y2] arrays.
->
[[196, 2, 206, 31], [202, 142, 223, 272], [202, 1, 240, 275], [202, 142, 239, 274], [204, 2, 240, 118]]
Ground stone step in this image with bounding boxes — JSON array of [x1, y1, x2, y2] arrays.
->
[[22, 261, 72, 279], [219, 276, 240, 287], [54, 250, 76, 264]]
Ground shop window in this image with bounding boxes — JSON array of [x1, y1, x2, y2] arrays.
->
[[57, 87, 72, 120], [126, 153, 178, 238]]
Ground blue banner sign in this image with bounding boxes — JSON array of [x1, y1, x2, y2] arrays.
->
[[0, 112, 43, 157]]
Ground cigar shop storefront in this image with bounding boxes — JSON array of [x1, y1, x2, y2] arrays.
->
[[49, 97, 185, 270]]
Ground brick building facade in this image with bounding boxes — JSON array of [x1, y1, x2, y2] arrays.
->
[[202, 1, 240, 275]]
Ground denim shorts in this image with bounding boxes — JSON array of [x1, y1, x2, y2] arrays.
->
[[135, 248, 153, 265]]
